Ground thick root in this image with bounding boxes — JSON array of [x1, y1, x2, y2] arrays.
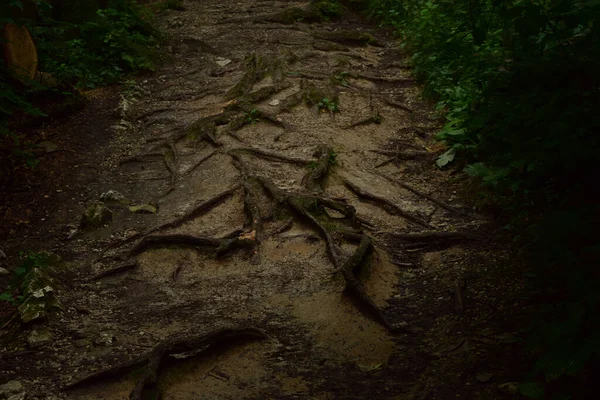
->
[[341, 177, 433, 228], [129, 233, 256, 257], [65, 328, 266, 400], [340, 235, 397, 331], [302, 144, 334, 192]]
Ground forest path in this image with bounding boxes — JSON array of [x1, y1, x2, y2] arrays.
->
[[1, 1, 527, 399]]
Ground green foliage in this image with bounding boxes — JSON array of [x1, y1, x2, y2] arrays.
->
[[328, 150, 337, 165], [362, 0, 600, 397], [245, 108, 260, 124], [32, 2, 159, 89], [0, 251, 59, 306], [0, 1, 160, 173], [317, 97, 339, 112]]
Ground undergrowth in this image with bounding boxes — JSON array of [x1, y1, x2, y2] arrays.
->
[[0, 0, 160, 178], [361, 0, 600, 398]]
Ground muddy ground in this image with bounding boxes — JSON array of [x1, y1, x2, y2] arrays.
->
[[0, 1, 532, 399]]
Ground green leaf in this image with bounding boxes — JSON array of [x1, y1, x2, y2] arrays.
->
[[436, 148, 455, 168]]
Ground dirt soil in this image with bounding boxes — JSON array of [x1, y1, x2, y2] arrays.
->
[[0, 1, 532, 399]]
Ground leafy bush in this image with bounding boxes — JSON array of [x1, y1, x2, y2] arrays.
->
[[362, 0, 600, 398], [0, 0, 160, 172]]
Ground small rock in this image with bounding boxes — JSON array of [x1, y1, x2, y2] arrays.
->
[[80, 202, 112, 229], [0, 267, 9, 276], [215, 57, 232, 67], [0, 381, 23, 397], [27, 328, 53, 349], [7, 393, 26, 400], [99, 190, 129, 205], [476, 372, 494, 383], [497, 382, 519, 395], [129, 204, 158, 214], [268, 99, 280, 106]]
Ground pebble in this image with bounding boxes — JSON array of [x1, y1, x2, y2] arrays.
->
[[0, 267, 10, 276]]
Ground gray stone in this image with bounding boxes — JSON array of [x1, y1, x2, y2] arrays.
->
[[80, 202, 112, 229], [0, 267, 9, 276], [215, 57, 232, 67], [27, 328, 53, 349], [0, 380, 23, 397], [99, 190, 129, 205]]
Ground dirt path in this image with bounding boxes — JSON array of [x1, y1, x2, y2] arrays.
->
[[0, 1, 529, 399]]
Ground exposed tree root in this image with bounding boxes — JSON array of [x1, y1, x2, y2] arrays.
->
[[242, 177, 264, 240], [184, 148, 220, 175], [302, 144, 334, 192], [240, 82, 291, 104], [383, 98, 414, 113], [163, 141, 179, 188], [382, 231, 481, 241], [90, 261, 138, 281], [374, 172, 469, 216], [65, 328, 266, 400], [340, 177, 433, 228], [228, 147, 312, 165], [286, 71, 328, 80], [343, 114, 383, 130], [99, 185, 242, 257], [374, 156, 396, 169], [129, 233, 255, 257], [340, 234, 396, 331], [312, 30, 378, 47], [371, 148, 431, 161], [279, 91, 304, 111], [344, 72, 414, 86]]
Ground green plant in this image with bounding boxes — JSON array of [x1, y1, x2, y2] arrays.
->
[[245, 108, 260, 124], [363, 0, 600, 397], [0, 251, 63, 324], [333, 71, 350, 87], [317, 97, 339, 113], [328, 150, 337, 165]]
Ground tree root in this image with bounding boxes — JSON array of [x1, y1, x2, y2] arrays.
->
[[240, 82, 291, 104], [129, 233, 256, 258], [89, 261, 138, 281], [340, 234, 396, 331], [343, 114, 382, 130], [99, 185, 241, 257], [184, 148, 220, 176], [340, 177, 433, 228], [65, 328, 266, 400], [383, 98, 414, 113], [370, 148, 431, 161], [302, 144, 334, 192], [374, 172, 469, 216], [228, 147, 312, 165], [346, 72, 414, 86]]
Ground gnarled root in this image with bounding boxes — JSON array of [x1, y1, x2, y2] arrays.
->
[[340, 234, 397, 331], [65, 328, 266, 400]]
